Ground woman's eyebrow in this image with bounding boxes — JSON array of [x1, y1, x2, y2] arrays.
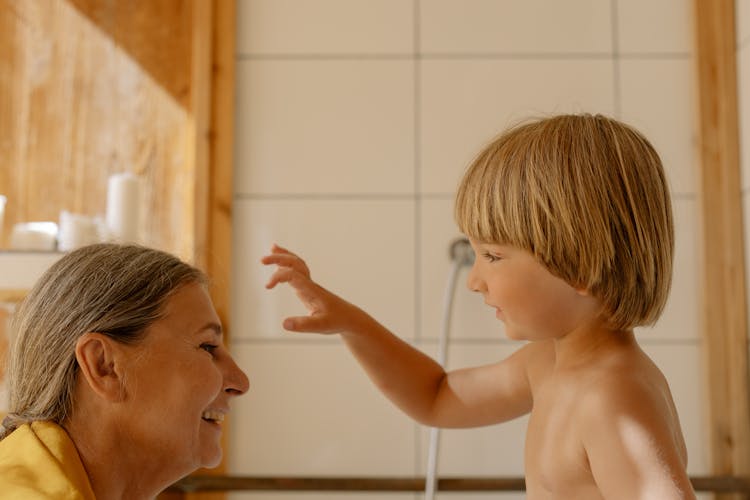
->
[[197, 322, 223, 338]]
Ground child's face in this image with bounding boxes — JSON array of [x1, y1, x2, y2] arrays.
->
[[466, 239, 600, 341]]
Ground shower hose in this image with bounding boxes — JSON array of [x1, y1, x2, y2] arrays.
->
[[425, 238, 475, 500]]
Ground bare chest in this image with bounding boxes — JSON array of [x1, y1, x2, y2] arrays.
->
[[524, 382, 603, 500]]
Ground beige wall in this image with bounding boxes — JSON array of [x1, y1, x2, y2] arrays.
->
[[230, 1, 705, 498]]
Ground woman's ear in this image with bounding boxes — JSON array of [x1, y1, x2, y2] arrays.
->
[[75, 333, 125, 402]]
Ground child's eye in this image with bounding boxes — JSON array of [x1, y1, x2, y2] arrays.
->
[[483, 252, 501, 263], [200, 343, 219, 355]]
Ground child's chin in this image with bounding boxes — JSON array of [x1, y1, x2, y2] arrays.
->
[[503, 326, 530, 342]]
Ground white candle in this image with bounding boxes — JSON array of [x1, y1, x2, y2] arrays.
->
[[106, 173, 142, 244]]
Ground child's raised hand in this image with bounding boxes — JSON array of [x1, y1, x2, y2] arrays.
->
[[261, 244, 356, 334]]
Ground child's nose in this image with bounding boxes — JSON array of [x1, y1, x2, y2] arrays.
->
[[466, 263, 483, 293]]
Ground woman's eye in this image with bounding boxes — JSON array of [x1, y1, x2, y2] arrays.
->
[[200, 343, 219, 355]]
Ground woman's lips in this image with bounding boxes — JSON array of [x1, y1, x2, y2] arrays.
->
[[201, 409, 225, 425]]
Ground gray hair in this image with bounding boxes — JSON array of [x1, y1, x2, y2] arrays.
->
[[0, 243, 205, 440]]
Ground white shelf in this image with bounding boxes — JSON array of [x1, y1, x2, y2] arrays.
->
[[0, 251, 64, 292]]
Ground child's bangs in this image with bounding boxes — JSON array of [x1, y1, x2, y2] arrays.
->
[[454, 144, 533, 251]]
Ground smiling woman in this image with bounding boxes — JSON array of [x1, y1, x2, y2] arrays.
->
[[0, 243, 249, 499]]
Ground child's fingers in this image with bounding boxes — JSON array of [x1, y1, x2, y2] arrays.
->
[[260, 254, 310, 274], [260, 253, 296, 266], [261, 253, 310, 277], [265, 267, 301, 289], [282, 314, 335, 333], [271, 243, 292, 254]]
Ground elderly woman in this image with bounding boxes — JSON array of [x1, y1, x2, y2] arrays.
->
[[0, 243, 249, 499]]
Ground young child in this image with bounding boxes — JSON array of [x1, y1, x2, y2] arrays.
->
[[262, 113, 696, 499]]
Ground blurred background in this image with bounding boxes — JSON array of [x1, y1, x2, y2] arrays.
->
[[1, 1, 749, 500]]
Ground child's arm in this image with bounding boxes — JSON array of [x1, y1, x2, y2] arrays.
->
[[582, 377, 696, 499], [262, 244, 533, 428]]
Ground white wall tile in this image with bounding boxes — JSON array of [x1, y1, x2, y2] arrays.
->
[[639, 343, 708, 475], [230, 494, 526, 499], [617, 0, 693, 54], [416, 343, 528, 477], [420, 0, 611, 54], [619, 59, 698, 196], [744, 195, 750, 332], [739, 45, 750, 190], [230, 0, 706, 490], [738, 0, 750, 49], [231, 494, 415, 500], [636, 198, 701, 341], [420, 59, 615, 194], [422, 494, 525, 500], [236, 0, 414, 55], [232, 199, 415, 340], [419, 198, 507, 341], [235, 60, 414, 195], [229, 343, 417, 476]]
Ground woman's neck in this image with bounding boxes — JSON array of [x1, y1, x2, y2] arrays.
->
[[64, 410, 174, 500]]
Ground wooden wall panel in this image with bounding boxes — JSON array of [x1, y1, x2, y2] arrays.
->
[[0, 0, 196, 261], [0, 1, 231, 497]]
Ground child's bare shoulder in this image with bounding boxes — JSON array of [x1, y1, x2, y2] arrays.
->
[[574, 347, 690, 495], [580, 346, 670, 411], [577, 347, 686, 459]]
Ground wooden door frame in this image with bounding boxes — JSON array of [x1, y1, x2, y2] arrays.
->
[[694, 1, 750, 497]]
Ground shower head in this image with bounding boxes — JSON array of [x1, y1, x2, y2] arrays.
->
[[449, 237, 475, 267]]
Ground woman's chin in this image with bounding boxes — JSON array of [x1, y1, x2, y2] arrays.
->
[[201, 451, 223, 469]]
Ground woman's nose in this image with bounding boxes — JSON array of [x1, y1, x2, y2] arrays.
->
[[223, 354, 250, 396]]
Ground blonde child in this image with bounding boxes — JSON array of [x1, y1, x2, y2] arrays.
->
[[262, 114, 695, 499]]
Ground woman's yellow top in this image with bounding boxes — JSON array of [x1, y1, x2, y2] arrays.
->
[[0, 421, 96, 499]]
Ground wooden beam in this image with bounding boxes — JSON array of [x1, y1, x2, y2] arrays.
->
[[166, 474, 750, 493], [206, 0, 237, 332], [190, 0, 213, 273], [182, 1, 234, 499], [694, 1, 750, 499]]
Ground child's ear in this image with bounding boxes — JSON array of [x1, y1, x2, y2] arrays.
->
[[75, 332, 125, 402]]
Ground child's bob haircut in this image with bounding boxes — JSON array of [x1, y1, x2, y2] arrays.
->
[[455, 113, 673, 331]]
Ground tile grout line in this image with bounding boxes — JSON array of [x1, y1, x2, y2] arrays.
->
[[611, 0, 622, 118], [413, 0, 423, 481], [235, 52, 690, 61], [232, 192, 697, 201], [230, 336, 702, 346], [233, 193, 418, 200]]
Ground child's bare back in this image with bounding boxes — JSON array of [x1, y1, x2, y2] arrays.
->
[[522, 338, 688, 498]]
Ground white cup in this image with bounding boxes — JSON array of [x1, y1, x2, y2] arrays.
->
[[58, 211, 102, 252], [0, 195, 6, 247], [9, 222, 58, 251]]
